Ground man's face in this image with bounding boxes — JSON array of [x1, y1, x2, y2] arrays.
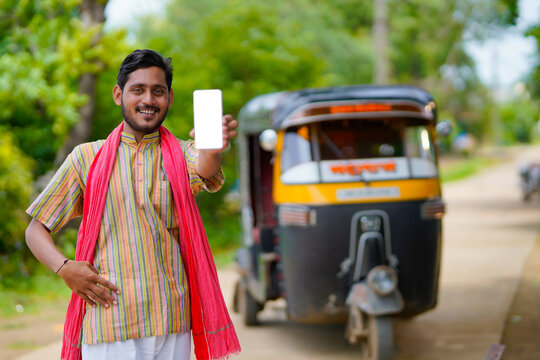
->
[[113, 66, 173, 137]]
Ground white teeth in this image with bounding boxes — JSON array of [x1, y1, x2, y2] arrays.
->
[[139, 109, 156, 114]]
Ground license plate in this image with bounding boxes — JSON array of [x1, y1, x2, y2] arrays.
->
[[337, 187, 400, 201]]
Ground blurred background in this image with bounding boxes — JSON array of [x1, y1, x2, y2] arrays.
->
[[0, 0, 539, 358]]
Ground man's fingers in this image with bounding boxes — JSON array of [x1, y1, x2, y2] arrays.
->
[[95, 277, 120, 295], [90, 285, 118, 306], [89, 264, 99, 275], [227, 119, 239, 130], [79, 292, 96, 308], [89, 289, 114, 308]]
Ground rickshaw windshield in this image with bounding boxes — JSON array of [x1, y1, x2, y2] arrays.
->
[[281, 118, 437, 184]]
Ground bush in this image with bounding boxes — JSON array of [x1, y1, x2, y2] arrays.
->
[[0, 129, 35, 282], [500, 99, 539, 144]]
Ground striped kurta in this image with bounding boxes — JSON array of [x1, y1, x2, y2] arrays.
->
[[26, 130, 224, 345]]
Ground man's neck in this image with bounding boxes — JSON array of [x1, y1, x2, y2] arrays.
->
[[122, 120, 159, 143]]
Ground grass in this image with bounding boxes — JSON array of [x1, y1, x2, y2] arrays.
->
[[0, 322, 26, 330], [6, 341, 38, 350], [0, 274, 70, 317], [213, 247, 238, 268], [440, 156, 498, 183]]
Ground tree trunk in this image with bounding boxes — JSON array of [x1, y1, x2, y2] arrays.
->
[[373, 0, 389, 84], [55, 0, 107, 165]]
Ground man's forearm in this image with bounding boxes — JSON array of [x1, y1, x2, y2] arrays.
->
[[195, 150, 222, 179], [25, 218, 67, 273], [26, 218, 120, 307]]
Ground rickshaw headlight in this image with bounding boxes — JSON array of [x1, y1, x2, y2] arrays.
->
[[367, 265, 398, 296], [259, 129, 278, 152], [360, 215, 382, 232]]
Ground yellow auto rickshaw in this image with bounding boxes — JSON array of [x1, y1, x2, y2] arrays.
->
[[233, 85, 447, 360]]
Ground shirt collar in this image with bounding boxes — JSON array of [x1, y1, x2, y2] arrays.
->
[[120, 131, 161, 148]]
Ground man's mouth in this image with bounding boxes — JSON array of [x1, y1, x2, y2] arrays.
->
[[137, 107, 159, 115]]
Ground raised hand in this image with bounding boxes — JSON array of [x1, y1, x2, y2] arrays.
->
[[189, 114, 239, 154], [192, 114, 239, 179]]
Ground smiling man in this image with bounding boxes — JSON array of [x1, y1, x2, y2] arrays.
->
[[24, 49, 240, 360]]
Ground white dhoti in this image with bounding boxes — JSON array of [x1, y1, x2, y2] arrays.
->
[[81, 332, 191, 360]]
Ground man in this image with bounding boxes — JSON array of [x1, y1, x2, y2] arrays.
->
[[25, 49, 240, 360]]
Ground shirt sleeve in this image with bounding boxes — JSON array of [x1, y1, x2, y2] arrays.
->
[[26, 150, 84, 233], [179, 139, 225, 196]]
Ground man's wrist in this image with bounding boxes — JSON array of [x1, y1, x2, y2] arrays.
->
[[55, 258, 69, 275], [196, 150, 222, 179], [199, 149, 223, 159]]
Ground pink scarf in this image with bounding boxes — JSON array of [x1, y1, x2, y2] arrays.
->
[[61, 123, 240, 360]]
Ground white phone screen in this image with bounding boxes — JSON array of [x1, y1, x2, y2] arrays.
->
[[193, 89, 223, 149]]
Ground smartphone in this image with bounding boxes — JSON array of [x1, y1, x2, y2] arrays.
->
[[193, 89, 223, 149]]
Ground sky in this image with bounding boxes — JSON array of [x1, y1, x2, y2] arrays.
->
[[465, 0, 540, 89], [104, 0, 166, 29], [104, 0, 539, 90]]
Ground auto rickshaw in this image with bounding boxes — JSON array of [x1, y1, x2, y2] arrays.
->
[[232, 85, 446, 360]]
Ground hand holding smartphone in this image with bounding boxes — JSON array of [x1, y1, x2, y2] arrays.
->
[[193, 89, 223, 150]]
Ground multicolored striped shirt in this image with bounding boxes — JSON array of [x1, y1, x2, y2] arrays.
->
[[26, 130, 224, 344]]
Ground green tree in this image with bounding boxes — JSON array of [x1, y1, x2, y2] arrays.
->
[[525, 24, 540, 100], [388, 0, 518, 142], [0, 0, 127, 281], [499, 96, 539, 143], [325, 0, 518, 142], [0, 0, 127, 174]]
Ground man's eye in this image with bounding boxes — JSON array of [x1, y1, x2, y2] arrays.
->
[[132, 88, 142, 93], [154, 89, 164, 95]]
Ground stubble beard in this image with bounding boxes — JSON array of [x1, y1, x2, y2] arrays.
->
[[121, 99, 169, 134]]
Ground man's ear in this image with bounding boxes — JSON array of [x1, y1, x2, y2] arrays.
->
[[168, 88, 174, 109], [113, 84, 122, 106]]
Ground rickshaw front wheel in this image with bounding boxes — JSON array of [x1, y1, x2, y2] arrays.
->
[[365, 314, 393, 360]]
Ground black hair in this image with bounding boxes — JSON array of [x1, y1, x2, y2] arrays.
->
[[117, 49, 173, 91]]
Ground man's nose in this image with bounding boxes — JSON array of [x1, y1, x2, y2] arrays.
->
[[142, 90, 156, 105]]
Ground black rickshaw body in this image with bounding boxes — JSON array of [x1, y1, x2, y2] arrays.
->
[[235, 85, 444, 325]]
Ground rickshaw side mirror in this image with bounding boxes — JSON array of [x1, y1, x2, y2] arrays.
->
[[436, 120, 452, 138], [259, 129, 278, 152]]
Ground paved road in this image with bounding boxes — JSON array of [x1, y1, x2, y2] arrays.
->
[[17, 146, 540, 360]]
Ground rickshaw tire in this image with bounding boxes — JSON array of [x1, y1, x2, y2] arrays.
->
[[239, 279, 260, 326], [366, 315, 393, 360], [232, 280, 240, 313]]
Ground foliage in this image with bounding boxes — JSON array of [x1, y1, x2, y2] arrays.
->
[[0, 0, 128, 285], [385, 0, 518, 142], [0, 0, 127, 175], [0, 273, 70, 317], [523, 16, 540, 145], [90, 67, 126, 139], [525, 24, 540, 101], [0, 130, 79, 283], [135, 0, 374, 131], [0, 130, 35, 280], [499, 96, 539, 144]]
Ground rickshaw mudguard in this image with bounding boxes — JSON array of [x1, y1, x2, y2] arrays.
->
[[346, 282, 404, 316]]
